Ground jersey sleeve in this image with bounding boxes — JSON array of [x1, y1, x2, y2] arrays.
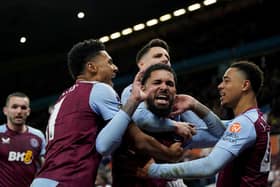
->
[[89, 82, 121, 121], [215, 115, 257, 156], [120, 84, 132, 105], [28, 127, 46, 156], [148, 146, 234, 179]]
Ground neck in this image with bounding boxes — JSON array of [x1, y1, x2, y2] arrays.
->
[[7, 122, 27, 133], [76, 75, 113, 86], [233, 94, 257, 116]]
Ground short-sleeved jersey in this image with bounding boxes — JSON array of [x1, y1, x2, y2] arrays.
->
[[36, 81, 120, 187], [216, 108, 270, 187], [0, 124, 46, 187]]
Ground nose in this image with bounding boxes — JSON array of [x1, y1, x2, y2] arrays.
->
[[217, 82, 223, 90], [112, 64, 119, 73], [15, 107, 23, 113], [159, 83, 168, 90], [161, 56, 170, 65]]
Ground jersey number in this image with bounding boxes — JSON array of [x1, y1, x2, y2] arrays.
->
[[47, 98, 65, 142]]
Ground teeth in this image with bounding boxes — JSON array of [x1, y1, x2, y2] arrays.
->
[[157, 96, 168, 100]]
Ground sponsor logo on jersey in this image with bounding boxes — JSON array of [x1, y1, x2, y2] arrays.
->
[[222, 123, 241, 144], [8, 150, 33, 164], [229, 123, 241, 133]]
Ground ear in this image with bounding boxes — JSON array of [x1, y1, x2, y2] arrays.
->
[[3, 107, 7, 116], [87, 62, 98, 73], [27, 107, 31, 117], [138, 61, 145, 69], [242, 80, 250, 91]]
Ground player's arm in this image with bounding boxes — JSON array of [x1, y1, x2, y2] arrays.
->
[[31, 127, 46, 169], [125, 123, 184, 162], [143, 118, 257, 179], [121, 85, 195, 139], [148, 147, 234, 179], [96, 72, 148, 155], [171, 94, 226, 138]]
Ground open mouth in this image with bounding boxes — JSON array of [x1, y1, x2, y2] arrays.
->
[[155, 95, 169, 105]]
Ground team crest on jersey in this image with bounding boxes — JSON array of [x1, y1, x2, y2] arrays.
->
[[229, 123, 241, 133], [30, 138, 39, 148], [1, 137, 10, 144]]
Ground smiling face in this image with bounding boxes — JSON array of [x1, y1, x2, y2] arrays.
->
[[89, 50, 118, 86], [143, 69, 176, 117], [3, 96, 30, 127], [218, 67, 247, 108]]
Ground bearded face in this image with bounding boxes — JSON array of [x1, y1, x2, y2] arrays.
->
[[146, 90, 174, 117], [143, 69, 176, 117]]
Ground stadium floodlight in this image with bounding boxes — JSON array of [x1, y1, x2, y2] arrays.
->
[[203, 0, 217, 6], [99, 36, 110, 43], [159, 14, 172, 22], [77, 11, 85, 19], [188, 3, 201, 11], [146, 19, 159, 27], [173, 8, 186, 17], [110, 32, 121, 39], [133, 23, 145, 31], [121, 28, 133, 35], [20, 36, 27, 44]]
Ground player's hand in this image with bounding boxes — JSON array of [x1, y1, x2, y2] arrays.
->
[[174, 121, 197, 140], [167, 142, 184, 162], [136, 158, 155, 178], [130, 71, 155, 103], [169, 94, 197, 117]]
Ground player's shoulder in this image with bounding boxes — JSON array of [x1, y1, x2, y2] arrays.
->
[[122, 84, 132, 94], [0, 124, 7, 133], [27, 126, 45, 139], [235, 108, 259, 124], [94, 82, 115, 92]]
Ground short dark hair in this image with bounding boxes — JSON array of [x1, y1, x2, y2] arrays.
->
[[67, 39, 105, 80], [6, 92, 29, 106], [141, 63, 177, 86], [136, 38, 169, 64], [230, 60, 264, 95]]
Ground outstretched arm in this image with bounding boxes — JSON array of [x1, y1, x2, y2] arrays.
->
[[148, 147, 234, 179], [144, 116, 258, 179]]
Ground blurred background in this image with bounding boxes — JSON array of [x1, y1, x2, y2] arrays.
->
[[1, 0, 280, 186]]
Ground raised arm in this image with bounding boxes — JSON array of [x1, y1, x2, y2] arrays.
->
[[96, 72, 145, 155], [171, 94, 226, 138], [121, 85, 195, 139]]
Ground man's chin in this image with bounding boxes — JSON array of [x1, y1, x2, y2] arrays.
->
[[13, 121, 25, 126]]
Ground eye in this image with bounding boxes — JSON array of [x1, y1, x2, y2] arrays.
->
[[21, 106, 28, 110], [152, 80, 161, 85], [166, 81, 175, 87]]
